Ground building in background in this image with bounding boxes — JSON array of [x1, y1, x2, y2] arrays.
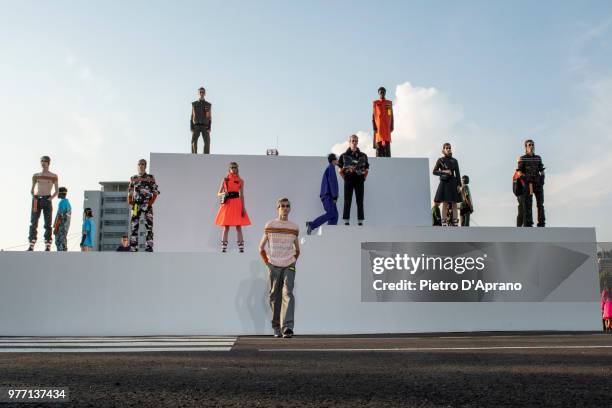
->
[[83, 182, 145, 251]]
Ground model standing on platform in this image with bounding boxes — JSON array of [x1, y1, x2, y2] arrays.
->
[[372, 87, 394, 157], [459, 175, 473, 227], [259, 198, 300, 338], [191, 87, 212, 154], [306, 153, 339, 235], [215, 162, 251, 253], [128, 159, 160, 252], [432, 143, 462, 226], [80, 208, 95, 252], [28, 155, 59, 251], [339, 134, 369, 226], [53, 187, 71, 251], [517, 139, 545, 227]]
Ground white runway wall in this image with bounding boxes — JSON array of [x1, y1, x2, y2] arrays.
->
[[0, 227, 600, 336], [151, 153, 431, 252]]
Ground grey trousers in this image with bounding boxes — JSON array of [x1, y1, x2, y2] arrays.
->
[[268, 263, 296, 332]]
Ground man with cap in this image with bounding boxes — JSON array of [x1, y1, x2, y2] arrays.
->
[[191, 86, 212, 154], [128, 159, 160, 252], [28, 155, 59, 251], [306, 153, 339, 235], [53, 187, 72, 251], [372, 86, 394, 157]]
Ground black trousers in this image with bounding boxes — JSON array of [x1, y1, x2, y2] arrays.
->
[[521, 184, 545, 227], [191, 125, 210, 154], [516, 197, 524, 227], [29, 196, 52, 243], [343, 176, 365, 221], [376, 142, 391, 157], [460, 209, 470, 226]]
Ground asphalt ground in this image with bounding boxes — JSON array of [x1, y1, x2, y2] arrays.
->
[[0, 332, 611, 407]]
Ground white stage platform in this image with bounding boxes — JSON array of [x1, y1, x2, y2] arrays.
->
[[0, 227, 600, 336], [152, 153, 431, 252]]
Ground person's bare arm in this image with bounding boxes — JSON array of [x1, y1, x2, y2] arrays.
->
[[217, 180, 226, 197], [258, 232, 269, 264], [294, 235, 301, 260], [51, 175, 59, 199], [30, 174, 36, 195], [191, 105, 196, 124]]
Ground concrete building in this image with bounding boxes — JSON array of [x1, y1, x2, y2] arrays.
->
[[83, 182, 145, 251]]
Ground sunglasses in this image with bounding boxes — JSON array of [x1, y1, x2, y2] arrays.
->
[[280, 204, 291, 208], [230, 166, 238, 169], [527, 143, 534, 146]]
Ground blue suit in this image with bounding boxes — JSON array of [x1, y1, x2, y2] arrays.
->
[[309, 163, 339, 230]]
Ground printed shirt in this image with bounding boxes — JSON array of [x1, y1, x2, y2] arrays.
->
[[373, 99, 393, 143], [264, 219, 299, 267], [338, 148, 369, 177], [518, 154, 544, 184], [55, 198, 72, 228], [128, 173, 160, 204]]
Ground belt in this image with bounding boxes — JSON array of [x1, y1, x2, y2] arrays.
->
[[194, 123, 209, 126], [35, 195, 50, 199]]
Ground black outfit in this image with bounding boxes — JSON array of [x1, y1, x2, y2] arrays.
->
[[29, 196, 52, 244], [375, 142, 391, 157], [191, 99, 212, 154], [517, 154, 545, 227], [432, 155, 462, 203], [338, 148, 369, 221], [116, 245, 131, 252]]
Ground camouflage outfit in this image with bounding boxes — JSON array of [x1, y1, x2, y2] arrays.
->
[[53, 197, 71, 251], [128, 173, 160, 252]]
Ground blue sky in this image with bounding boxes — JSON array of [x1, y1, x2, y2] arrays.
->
[[1, 1, 612, 249]]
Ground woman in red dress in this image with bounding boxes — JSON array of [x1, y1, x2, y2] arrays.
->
[[215, 162, 251, 252]]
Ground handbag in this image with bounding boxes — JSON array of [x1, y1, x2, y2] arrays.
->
[[219, 178, 229, 204]]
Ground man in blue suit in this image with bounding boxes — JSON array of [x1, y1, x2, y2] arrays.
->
[[306, 153, 339, 235]]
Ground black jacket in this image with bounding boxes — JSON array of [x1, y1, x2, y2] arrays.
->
[[338, 148, 369, 178], [518, 154, 544, 185]]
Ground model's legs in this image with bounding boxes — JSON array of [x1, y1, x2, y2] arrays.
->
[[441, 202, 449, 226], [523, 191, 534, 227], [203, 130, 211, 154], [342, 178, 354, 222], [268, 265, 283, 331], [386, 143, 391, 157], [451, 202, 458, 226], [42, 198, 53, 248], [376, 142, 383, 157], [310, 198, 336, 230], [280, 265, 296, 333], [144, 206, 154, 252], [221, 226, 229, 252], [535, 185, 545, 227], [432, 203, 442, 226], [191, 128, 201, 154], [129, 206, 141, 251], [355, 177, 365, 221], [28, 197, 42, 248], [236, 226, 244, 252], [516, 197, 524, 227]]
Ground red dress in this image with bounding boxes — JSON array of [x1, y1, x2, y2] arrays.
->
[[214, 173, 251, 226]]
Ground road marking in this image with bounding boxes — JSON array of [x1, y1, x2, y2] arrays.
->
[[258, 345, 612, 352], [0, 337, 236, 353]]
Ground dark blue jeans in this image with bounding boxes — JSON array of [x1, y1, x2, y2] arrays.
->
[[310, 197, 338, 230]]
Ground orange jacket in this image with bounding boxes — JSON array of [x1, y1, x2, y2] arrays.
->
[[372, 99, 394, 144]]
